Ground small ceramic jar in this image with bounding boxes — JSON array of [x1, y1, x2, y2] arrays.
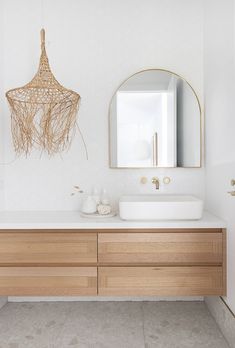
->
[[81, 196, 97, 214]]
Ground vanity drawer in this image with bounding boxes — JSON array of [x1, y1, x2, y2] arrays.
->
[[98, 266, 224, 296], [98, 233, 222, 265], [0, 267, 97, 296], [0, 232, 97, 265]]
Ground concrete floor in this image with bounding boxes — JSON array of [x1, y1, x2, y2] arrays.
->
[[0, 301, 230, 348]]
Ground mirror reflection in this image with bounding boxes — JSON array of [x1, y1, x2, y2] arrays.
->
[[109, 70, 201, 168]]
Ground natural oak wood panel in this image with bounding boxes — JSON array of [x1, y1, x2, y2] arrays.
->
[[98, 233, 222, 265], [98, 266, 224, 296], [0, 267, 97, 296], [222, 229, 227, 295], [0, 228, 226, 297], [0, 232, 97, 265]]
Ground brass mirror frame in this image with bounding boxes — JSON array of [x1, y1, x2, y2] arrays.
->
[[108, 68, 203, 169]]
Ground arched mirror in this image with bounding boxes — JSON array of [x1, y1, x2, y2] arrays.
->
[[109, 69, 202, 168]]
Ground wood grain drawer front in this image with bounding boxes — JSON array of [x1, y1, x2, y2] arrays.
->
[[0, 267, 97, 296], [98, 267, 224, 296], [98, 233, 222, 265], [0, 233, 97, 265]]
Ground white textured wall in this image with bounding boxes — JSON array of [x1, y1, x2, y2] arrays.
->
[[0, 0, 5, 210], [1, 0, 205, 211], [204, 0, 235, 313], [0, 0, 7, 308]]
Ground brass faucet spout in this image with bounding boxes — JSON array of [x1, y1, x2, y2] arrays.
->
[[152, 177, 160, 190]]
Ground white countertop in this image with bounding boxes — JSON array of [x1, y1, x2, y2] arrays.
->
[[0, 211, 226, 229]]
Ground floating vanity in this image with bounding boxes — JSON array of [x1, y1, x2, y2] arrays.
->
[[0, 211, 226, 297]]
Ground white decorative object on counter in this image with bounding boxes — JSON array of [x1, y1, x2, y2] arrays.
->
[[101, 188, 110, 205], [92, 187, 100, 205], [97, 204, 112, 215], [81, 196, 97, 214]]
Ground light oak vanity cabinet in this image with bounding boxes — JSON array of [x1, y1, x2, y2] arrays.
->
[[0, 232, 97, 296], [0, 228, 226, 296]]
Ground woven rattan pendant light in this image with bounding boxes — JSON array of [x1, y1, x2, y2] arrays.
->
[[6, 29, 80, 156]]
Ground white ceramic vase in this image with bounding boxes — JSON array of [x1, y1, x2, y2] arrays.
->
[[81, 195, 97, 214]]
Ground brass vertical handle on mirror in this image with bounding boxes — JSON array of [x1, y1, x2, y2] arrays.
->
[[152, 132, 158, 167]]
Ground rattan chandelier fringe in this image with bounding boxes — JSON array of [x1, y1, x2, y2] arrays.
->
[[6, 29, 81, 156]]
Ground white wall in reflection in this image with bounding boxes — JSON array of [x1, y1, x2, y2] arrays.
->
[[116, 90, 176, 167]]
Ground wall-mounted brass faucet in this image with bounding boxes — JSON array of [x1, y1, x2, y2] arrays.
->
[[152, 177, 160, 190]]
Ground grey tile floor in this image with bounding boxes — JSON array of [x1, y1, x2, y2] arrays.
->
[[0, 301, 230, 348]]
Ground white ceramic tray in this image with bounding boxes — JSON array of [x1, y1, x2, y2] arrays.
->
[[80, 211, 117, 219]]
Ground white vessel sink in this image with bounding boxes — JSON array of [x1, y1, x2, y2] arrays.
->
[[119, 194, 203, 221]]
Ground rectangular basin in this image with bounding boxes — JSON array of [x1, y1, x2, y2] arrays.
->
[[119, 194, 203, 221]]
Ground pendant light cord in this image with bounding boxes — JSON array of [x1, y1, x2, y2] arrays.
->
[[41, 0, 45, 29]]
